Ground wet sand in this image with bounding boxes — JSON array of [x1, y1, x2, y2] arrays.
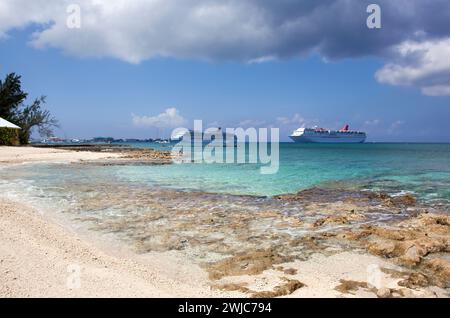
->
[[0, 146, 449, 297]]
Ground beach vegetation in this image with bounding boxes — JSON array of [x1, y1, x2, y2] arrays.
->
[[0, 127, 20, 146], [0, 73, 58, 144]]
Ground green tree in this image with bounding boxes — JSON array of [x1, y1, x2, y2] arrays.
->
[[0, 73, 28, 119], [0, 73, 58, 144], [13, 96, 59, 144]]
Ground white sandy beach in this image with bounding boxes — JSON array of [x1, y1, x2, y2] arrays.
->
[[0, 146, 122, 165], [0, 146, 447, 298]]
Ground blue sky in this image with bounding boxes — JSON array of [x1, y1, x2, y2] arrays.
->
[[1, 1, 450, 142]]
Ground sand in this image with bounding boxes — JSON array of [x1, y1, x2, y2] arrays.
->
[[0, 146, 447, 297], [0, 197, 228, 297], [0, 146, 122, 165]]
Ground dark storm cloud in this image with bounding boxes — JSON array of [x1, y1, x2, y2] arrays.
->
[[1, 0, 450, 94]]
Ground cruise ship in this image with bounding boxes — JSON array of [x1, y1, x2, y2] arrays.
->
[[289, 125, 366, 143], [171, 127, 237, 144]]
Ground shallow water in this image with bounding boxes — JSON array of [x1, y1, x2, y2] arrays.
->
[[0, 162, 411, 264]]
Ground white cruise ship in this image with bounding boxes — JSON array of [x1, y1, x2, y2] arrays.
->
[[289, 125, 366, 143], [171, 127, 237, 144]]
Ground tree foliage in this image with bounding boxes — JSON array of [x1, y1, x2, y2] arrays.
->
[[0, 127, 20, 146], [0, 73, 58, 144], [0, 73, 27, 119]]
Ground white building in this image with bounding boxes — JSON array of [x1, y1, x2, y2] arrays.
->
[[0, 117, 21, 129]]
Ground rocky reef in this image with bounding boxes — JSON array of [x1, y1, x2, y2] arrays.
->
[[340, 213, 449, 288], [57, 176, 449, 297]]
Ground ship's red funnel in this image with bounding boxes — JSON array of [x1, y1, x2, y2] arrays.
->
[[341, 124, 349, 131]]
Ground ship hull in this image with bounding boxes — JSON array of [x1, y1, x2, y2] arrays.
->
[[289, 135, 366, 143]]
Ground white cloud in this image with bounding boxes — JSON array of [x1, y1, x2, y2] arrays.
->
[[132, 108, 187, 128], [0, 0, 58, 39], [376, 38, 450, 96], [388, 120, 405, 134], [247, 56, 277, 64], [276, 113, 305, 126], [1, 0, 274, 64]]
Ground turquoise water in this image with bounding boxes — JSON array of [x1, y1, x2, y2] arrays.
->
[[113, 143, 450, 201], [1, 143, 449, 203]]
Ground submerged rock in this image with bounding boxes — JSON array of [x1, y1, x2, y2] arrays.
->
[[213, 278, 305, 298], [251, 278, 305, 298], [376, 287, 391, 298], [334, 279, 371, 294], [283, 268, 298, 275], [398, 273, 429, 289], [368, 241, 396, 257], [207, 249, 293, 280], [335, 213, 449, 291], [400, 245, 421, 266], [423, 259, 450, 288]]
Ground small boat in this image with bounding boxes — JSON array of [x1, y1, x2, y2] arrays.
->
[[155, 139, 170, 144]]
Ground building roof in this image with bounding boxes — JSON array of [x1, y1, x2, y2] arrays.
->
[[0, 117, 21, 129]]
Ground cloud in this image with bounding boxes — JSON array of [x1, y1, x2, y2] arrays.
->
[[388, 120, 405, 134], [1, 0, 449, 63], [132, 108, 187, 128], [362, 119, 381, 133], [364, 119, 380, 126], [2, 0, 450, 96], [247, 56, 277, 64], [276, 113, 305, 126], [422, 85, 450, 97], [375, 38, 450, 96], [360, 119, 410, 136]]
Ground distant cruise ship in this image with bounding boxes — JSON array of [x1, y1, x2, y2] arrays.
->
[[171, 127, 237, 144], [289, 124, 366, 143]]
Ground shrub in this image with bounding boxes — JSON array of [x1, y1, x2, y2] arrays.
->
[[0, 127, 20, 146]]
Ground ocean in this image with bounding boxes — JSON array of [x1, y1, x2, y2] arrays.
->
[[2, 143, 450, 202]]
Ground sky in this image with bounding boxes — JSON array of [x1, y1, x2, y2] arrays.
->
[[1, 0, 450, 142]]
